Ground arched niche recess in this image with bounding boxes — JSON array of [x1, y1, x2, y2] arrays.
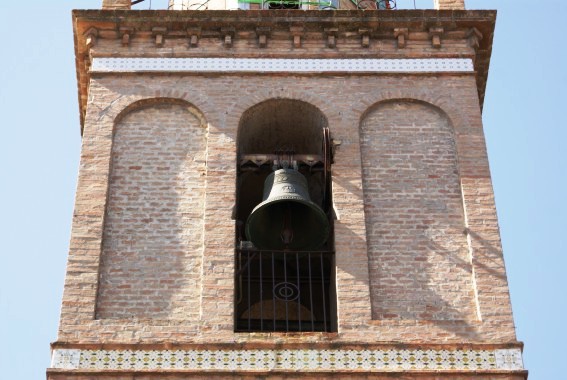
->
[[97, 99, 207, 321], [234, 98, 336, 333], [359, 99, 476, 322]]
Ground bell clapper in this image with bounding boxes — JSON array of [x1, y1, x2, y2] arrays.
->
[[280, 203, 294, 249]]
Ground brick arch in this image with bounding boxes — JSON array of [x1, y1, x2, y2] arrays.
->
[[237, 97, 329, 154], [224, 87, 333, 129], [111, 97, 208, 130], [359, 99, 476, 321], [358, 92, 467, 134]]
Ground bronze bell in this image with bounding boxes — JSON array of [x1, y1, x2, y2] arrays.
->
[[245, 169, 329, 250]]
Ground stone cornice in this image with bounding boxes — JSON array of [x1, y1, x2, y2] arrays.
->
[[73, 9, 495, 132], [73, 9, 496, 28]]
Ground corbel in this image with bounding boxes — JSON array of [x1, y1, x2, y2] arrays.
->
[[324, 28, 338, 49], [256, 27, 271, 48], [393, 28, 408, 49], [290, 26, 304, 48], [359, 29, 371, 48], [467, 27, 483, 50], [84, 27, 98, 49], [429, 27, 444, 48], [221, 27, 235, 48], [119, 27, 133, 47], [152, 27, 167, 47], [84, 56, 92, 72], [187, 27, 201, 48]]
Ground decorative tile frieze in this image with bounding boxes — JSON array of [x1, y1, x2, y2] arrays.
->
[[51, 347, 524, 371], [51, 349, 81, 369], [91, 58, 474, 73], [495, 349, 525, 370]]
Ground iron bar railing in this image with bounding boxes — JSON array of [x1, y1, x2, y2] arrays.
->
[[350, 0, 396, 9], [134, 0, 399, 9], [237, 0, 337, 9], [235, 249, 334, 332], [237, 0, 396, 9]]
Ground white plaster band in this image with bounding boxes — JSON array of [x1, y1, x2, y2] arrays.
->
[[51, 347, 523, 371], [91, 58, 474, 73]]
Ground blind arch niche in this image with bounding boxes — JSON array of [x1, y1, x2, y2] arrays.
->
[[360, 99, 476, 321], [97, 99, 208, 321]]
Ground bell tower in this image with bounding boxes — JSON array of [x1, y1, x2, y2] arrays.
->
[[48, 0, 526, 378]]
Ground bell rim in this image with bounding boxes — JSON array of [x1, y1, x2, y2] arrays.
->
[[245, 196, 330, 250]]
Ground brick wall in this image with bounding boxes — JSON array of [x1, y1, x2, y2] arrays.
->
[[435, 0, 465, 9], [56, 74, 516, 344], [102, 0, 131, 9], [96, 101, 207, 320]]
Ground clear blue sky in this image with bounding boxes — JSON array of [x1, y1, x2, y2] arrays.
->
[[0, 0, 564, 379]]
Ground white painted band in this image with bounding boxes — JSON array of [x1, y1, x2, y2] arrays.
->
[[91, 58, 474, 73]]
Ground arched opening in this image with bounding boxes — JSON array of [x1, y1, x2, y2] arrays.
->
[[234, 99, 335, 332]]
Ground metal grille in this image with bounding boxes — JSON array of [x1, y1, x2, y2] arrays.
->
[[235, 249, 334, 332], [237, 0, 338, 9]]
